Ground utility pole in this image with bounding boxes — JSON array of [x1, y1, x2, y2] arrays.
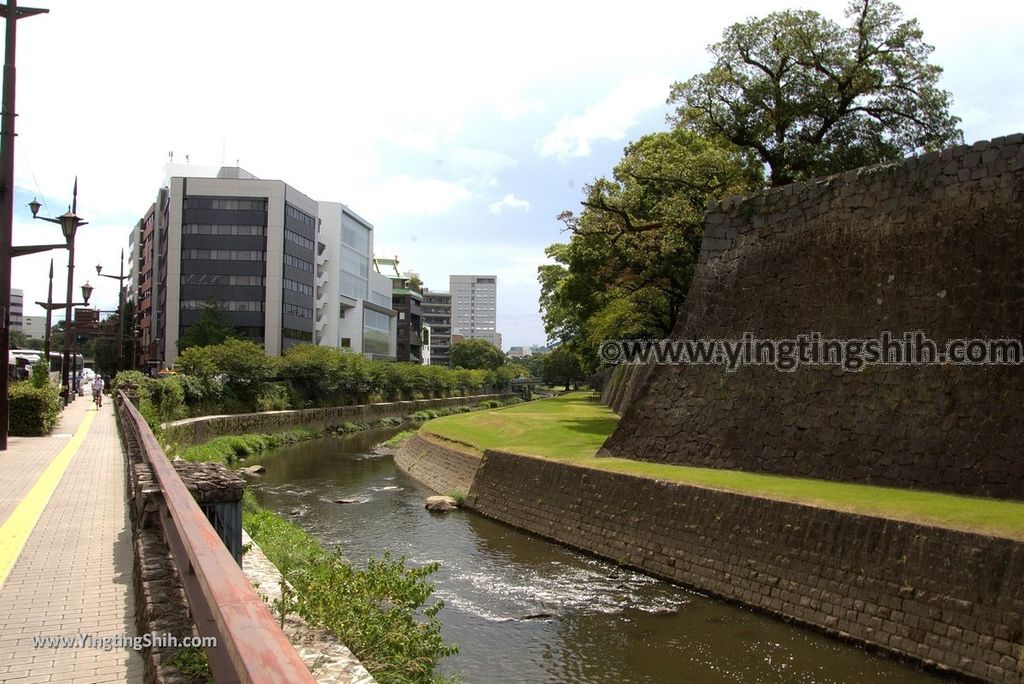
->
[[0, 1, 48, 449]]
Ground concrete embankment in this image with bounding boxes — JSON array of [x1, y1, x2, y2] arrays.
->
[[163, 394, 505, 446], [395, 433, 1024, 684]]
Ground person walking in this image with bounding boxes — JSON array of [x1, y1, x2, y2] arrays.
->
[[91, 375, 106, 408]]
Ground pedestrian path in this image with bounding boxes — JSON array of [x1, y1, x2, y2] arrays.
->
[[0, 393, 143, 683]]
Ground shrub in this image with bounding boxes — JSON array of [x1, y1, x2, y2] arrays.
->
[[243, 495, 457, 682], [9, 381, 61, 436], [30, 362, 50, 389], [256, 383, 290, 412]]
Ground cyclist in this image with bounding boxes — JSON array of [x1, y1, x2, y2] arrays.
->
[[91, 375, 106, 408]]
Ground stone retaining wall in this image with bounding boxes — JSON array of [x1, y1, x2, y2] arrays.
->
[[393, 433, 482, 495], [466, 450, 1024, 683], [396, 436, 1024, 683], [163, 394, 505, 446]]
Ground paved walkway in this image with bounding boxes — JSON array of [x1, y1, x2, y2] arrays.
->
[[0, 394, 143, 683]]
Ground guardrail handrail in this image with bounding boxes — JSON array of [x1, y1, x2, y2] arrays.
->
[[117, 390, 315, 684]]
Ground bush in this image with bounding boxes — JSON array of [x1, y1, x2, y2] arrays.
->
[[9, 381, 61, 436], [244, 495, 457, 682], [177, 429, 317, 464], [256, 383, 291, 412]]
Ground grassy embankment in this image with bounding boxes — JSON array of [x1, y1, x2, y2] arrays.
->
[[421, 392, 1024, 541]]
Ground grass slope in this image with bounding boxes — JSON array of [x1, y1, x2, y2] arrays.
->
[[422, 392, 1024, 540]]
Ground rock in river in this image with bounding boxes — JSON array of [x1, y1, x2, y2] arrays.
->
[[425, 495, 459, 512]]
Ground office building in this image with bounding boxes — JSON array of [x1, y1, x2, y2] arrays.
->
[[24, 315, 46, 340], [317, 203, 397, 361], [450, 275, 500, 349], [134, 166, 396, 368], [10, 288, 22, 333]]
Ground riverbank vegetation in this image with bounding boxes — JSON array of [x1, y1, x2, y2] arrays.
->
[[243, 493, 457, 683], [422, 393, 1024, 540], [169, 398, 523, 464], [110, 340, 528, 428]]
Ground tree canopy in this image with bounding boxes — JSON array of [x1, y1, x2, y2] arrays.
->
[[668, 0, 962, 186], [448, 338, 506, 371], [539, 128, 758, 369], [177, 300, 237, 352]]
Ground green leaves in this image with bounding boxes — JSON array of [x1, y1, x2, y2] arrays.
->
[[541, 129, 756, 368], [244, 499, 457, 683], [448, 338, 505, 371], [669, 0, 962, 185], [177, 300, 238, 352]]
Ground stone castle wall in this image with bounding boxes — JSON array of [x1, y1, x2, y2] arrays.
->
[[603, 135, 1024, 499]]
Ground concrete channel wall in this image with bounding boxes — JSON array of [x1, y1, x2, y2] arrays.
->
[[396, 436, 1024, 683], [163, 394, 505, 446]]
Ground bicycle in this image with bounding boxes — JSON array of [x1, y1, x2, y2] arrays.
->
[[93, 389, 103, 408]]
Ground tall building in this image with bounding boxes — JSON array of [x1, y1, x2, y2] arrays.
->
[[422, 290, 451, 366], [317, 203, 396, 361], [10, 288, 23, 333], [135, 166, 396, 369], [450, 275, 500, 349], [130, 201, 159, 371]]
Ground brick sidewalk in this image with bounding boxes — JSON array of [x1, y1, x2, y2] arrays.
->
[[0, 394, 143, 683]]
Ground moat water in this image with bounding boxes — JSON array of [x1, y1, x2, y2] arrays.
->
[[249, 427, 942, 684]]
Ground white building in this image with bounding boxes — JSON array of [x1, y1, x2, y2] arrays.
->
[[316, 203, 396, 361], [450, 275, 500, 349]]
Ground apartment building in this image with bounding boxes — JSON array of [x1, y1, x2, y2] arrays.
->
[[450, 275, 501, 350], [372, 258, 424, 364], [422, 290, 451, 366]]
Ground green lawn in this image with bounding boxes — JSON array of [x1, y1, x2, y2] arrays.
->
[[422, 392, 1024, 540]]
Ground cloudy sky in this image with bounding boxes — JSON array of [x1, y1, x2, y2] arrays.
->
[[9, 0, 1024, 348]]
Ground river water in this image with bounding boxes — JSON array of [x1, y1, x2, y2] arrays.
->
[[248, 427, 941, 684]]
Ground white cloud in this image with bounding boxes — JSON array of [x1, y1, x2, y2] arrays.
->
[[538, 73, 671, 159], [489, 193, 530, 214]]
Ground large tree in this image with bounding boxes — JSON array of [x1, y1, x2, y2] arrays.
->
[[668, 0, 962, 186], [449, 338, 506, 371], [540, 129, 758, 368]]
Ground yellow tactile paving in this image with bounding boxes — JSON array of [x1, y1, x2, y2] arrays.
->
[[0, 397, 143, 682], [0, 409, 94, 587]]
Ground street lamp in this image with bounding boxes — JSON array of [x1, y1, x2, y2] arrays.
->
[[29, 184, 87, 405], [0, 0, 50, 450], [36, 278, 91, 398], [96, 249, 129, 373]]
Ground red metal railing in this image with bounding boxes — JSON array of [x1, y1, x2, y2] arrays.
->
[[118, 391, 316, 684]]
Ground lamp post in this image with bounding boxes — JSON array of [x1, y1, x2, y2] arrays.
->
[[96, 249, 128, 374], [29, 186, 87, 405], [0, 0, 53, 449], [35, 276, 92, 387]]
